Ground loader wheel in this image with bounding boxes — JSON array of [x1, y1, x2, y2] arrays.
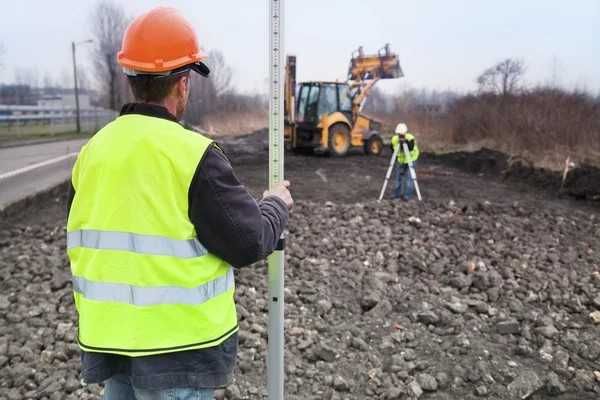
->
[[365, 135, 384, 156], [328, 124, 351, 157]]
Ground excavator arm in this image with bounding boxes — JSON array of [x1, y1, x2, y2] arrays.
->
[[351, 77, 380, 116], [347, 44, 403, 118]]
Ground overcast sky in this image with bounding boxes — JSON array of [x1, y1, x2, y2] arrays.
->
[[0, 0, 598, 94]]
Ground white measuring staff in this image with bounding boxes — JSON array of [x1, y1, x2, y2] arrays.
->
[[0, 152, 78, 181], [267, 0, 285, 399]]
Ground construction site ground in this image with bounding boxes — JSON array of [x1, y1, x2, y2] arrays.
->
[[0, 130, 599, 399]]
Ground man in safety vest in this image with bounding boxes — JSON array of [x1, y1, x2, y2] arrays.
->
[[66, 7, 293, 400], [391, 123, 420, 200]]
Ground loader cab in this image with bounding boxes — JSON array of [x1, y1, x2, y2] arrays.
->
[[295, 82, 352, 125]]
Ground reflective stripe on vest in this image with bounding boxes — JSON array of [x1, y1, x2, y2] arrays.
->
[[72, 268, 234, 306], [67, 229, 209, 258]]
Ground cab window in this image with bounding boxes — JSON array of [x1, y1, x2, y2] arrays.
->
[[338, 84, 352, 113], [318, 84, 338, 118], [305, 85, 320, 122], [296, 85, 309, 122]]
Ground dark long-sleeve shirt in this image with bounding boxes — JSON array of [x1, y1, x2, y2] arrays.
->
[[70, 103, 288, 389], [190, 145, 287, 268]]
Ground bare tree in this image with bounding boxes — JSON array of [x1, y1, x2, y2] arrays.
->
[[477, 58, 525, 96], [11, 68, 38, 105], [185, 69, 217, 125], [14, 67, 39, 88], [207, 50, 233, 96], [184, 50, 232, 125], [43, 72, 55, 89], [90, 0, 129, 109], [183, 49, 267, 128], [78, 68, 91, 92], [59, 67, 72, 89]]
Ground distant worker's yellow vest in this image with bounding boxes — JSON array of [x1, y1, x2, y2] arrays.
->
[[67, 114, 238, 356], [391, 133, 420, 164]]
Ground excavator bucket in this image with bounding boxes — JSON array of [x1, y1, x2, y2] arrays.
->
[[347, 44, 403, 81]]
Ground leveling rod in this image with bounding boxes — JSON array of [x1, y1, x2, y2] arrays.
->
[[267, 0, 285, 399]]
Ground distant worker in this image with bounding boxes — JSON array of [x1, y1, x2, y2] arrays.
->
[[66, 7, 293, 400], [391, 123, 420, 200]]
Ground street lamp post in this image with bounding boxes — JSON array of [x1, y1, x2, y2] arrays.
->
[[72, 39, 93, 134]]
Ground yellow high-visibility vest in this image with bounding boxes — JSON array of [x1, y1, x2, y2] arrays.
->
[[391, 133, 420, 164], [67, 114, 237, 357]]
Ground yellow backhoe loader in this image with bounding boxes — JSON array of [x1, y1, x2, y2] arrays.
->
[[284, 44, 403, 156]]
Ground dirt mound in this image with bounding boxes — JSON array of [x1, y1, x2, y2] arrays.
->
[[0, 182, 69, 225], [428, 148, 600, 202], [210, 128, 269, 161], [563, 164, 600, 200], [206, 131, 600, 205], [425, 148, 509, 176], [1, 199, 599, 399]]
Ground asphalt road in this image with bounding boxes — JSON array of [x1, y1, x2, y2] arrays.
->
[[0, 139, 88, 210]]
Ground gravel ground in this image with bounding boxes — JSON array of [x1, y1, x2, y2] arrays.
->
[[0, 132, 599, 399], [228, 200, 600, 399]]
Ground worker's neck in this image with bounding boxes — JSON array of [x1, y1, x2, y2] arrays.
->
[[147, 98, 179, 120]]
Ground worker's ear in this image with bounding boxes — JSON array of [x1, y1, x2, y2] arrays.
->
[[177, 75, 189, 98], [174, 74, 191, 119]]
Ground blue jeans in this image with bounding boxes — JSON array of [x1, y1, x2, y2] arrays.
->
[[394, 162, 415, 200], [103, 374, 215, 400]]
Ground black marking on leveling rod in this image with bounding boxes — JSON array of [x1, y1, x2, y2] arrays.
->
[[272, 297, 278, 302], [275, 238, 285, 250]]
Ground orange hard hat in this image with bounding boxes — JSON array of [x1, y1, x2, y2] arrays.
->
[[117, 7, 209, 77]]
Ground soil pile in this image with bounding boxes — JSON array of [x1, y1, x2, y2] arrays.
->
[[428, 148, 600, 202]]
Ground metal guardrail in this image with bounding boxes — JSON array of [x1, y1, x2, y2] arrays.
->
[[0, 105, 117, 135], [0, 105, 116, 121]]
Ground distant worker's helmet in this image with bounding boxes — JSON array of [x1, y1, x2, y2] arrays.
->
[[395, 123, 408, 134], [117, 7, 210, 77]]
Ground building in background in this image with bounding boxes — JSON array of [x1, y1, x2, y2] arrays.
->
[[0, 85, 95, 107], [0, 85, 36, 105], [37, 88, 91, 108]]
